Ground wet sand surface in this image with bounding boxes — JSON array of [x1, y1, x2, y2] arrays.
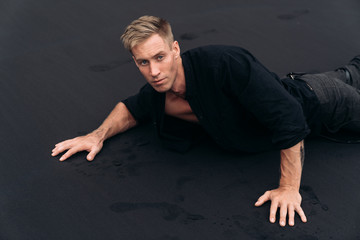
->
[[1, 0, 360, 239]]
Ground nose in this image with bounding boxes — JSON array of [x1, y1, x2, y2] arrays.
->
[[149, 62, 160, 78]]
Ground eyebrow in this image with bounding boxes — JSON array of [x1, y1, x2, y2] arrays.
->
[[135, 51, 166, 62]]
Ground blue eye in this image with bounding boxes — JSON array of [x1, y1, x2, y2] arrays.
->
[[157, 55, 164, 60], [141, 60, 148, 65]]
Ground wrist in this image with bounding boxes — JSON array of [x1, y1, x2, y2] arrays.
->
[[91, 128, 107, 142], [279, 179, 300, 191]]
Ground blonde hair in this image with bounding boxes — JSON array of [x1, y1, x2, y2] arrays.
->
[[121, 15, 174, 52]]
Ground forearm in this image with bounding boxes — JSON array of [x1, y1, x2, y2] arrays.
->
[[93, 102, 138, 141], [279, 140, 305, 190]]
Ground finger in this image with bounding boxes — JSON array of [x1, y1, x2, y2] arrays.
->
[[52, 141, 75, 156], [52, 145, 71, 156], [87, 143, 103, 161], [295, 205, 307, 223], [255, 191, 271, 206], [269, 200, 278, 223], [279, 204, 288, 227], [288, 205, 295, 226], [52, 146, 66, 156], [54, 139, 75, 148], [86, 149, 99, 161], [59, 147, 80, 161], [51, 150, 59, 156]]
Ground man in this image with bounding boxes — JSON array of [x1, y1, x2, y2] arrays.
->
[[51, 15, 360, 227]]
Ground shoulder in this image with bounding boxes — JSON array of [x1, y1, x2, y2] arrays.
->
[[183, 45, 252, 58], [125, 83, 158, 102], [182, 45, 255, 68]]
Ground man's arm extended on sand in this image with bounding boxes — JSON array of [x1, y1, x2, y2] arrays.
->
[[52, 102, 137, 161], [255, 140, 307, 227]]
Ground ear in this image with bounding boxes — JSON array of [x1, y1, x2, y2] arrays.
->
[[132, 56, 139, 68], [172, 41, 180, 58]]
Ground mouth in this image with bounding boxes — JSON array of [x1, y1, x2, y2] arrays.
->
[[153, 78, 165, 85]]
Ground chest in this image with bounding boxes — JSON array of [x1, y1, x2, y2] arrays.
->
[[165, 92, 199, 123]]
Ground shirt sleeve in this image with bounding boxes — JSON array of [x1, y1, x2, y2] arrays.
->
[[121, 83, 153, 123], [224, 51, 310, 149]]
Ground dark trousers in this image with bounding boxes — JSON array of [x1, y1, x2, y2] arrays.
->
[[299, 56, 360, 133]]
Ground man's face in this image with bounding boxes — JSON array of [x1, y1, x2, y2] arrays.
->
[[131, 34, 180, 92]]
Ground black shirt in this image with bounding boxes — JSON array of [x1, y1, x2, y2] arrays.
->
[[123, 45, 320, 153]]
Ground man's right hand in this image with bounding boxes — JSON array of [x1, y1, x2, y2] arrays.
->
[[52, 102, 137, 162], [51, 130, 104, 161]]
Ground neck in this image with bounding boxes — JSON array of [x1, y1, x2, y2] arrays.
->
[[170, 58, 186, 98]]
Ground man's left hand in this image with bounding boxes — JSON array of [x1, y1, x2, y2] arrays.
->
[[254, 186, 307, 227]]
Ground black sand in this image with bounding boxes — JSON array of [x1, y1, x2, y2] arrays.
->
[[1, 0, 360, 239]]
